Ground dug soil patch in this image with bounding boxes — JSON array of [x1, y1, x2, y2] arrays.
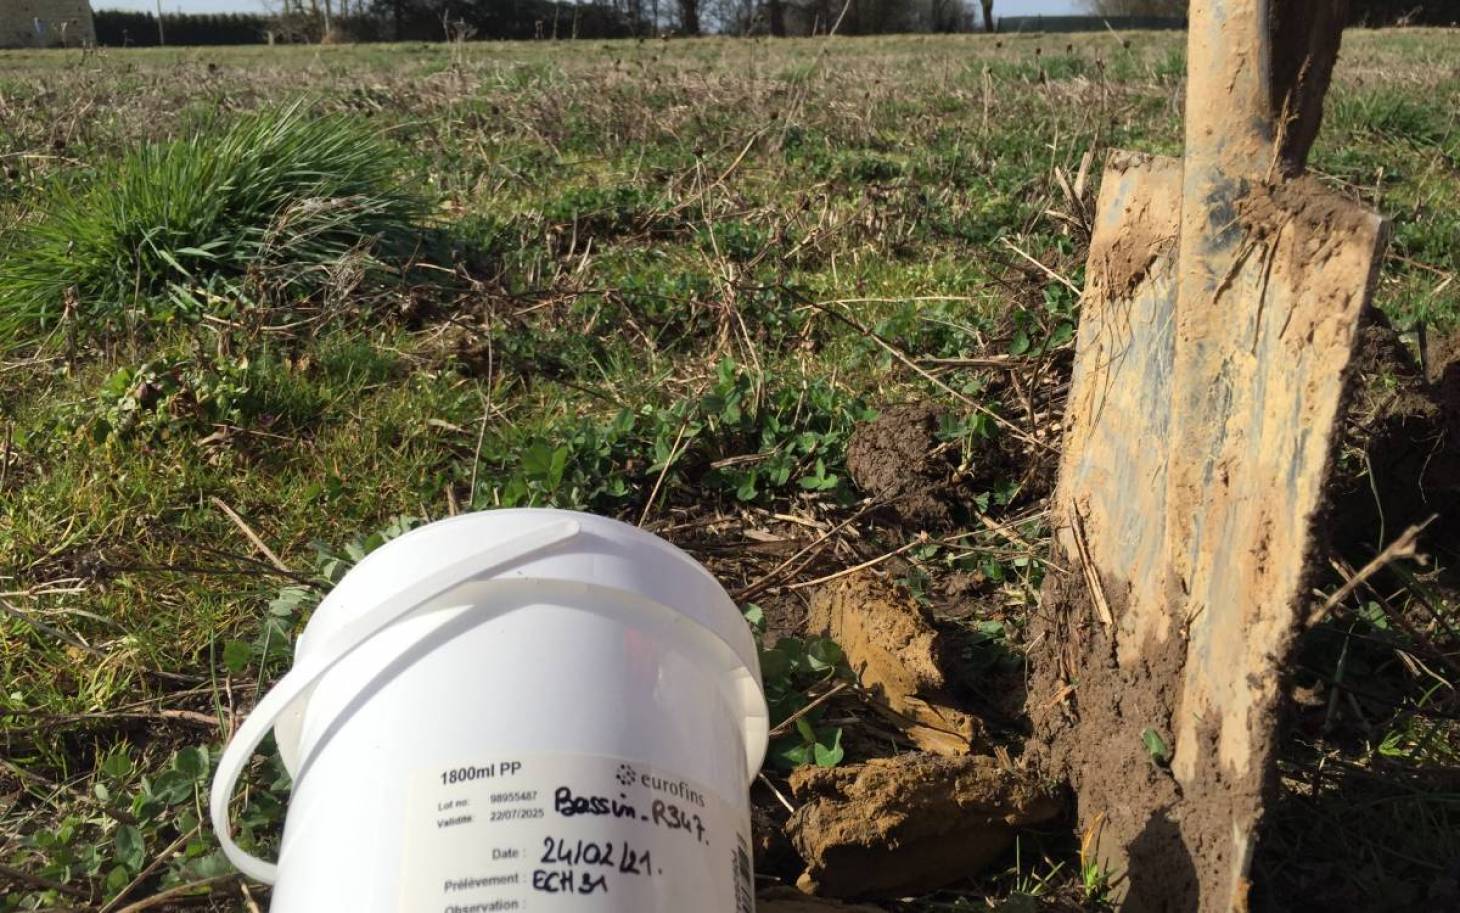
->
[[845, 402, 960, 529], [1331, 313, 1460, 556]]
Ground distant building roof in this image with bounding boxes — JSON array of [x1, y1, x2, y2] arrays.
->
[[2, 1, 96, 49]]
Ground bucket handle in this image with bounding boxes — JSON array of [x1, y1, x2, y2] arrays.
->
[[209, 518, 582, 884]]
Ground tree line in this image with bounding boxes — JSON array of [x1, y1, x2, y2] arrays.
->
[[1089, 0, 1454, 25], [92, 1, 984, 44], [91, 0, 1454, 47], [316, 0, 982, 39]]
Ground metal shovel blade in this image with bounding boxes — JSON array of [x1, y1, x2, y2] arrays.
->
[[1031, 1, 1389, 908]]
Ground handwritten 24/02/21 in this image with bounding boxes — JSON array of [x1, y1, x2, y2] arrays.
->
[[532, 837, 656, 896], [553, 786, 708, 844]]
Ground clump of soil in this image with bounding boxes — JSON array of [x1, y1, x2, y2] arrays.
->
[[757, 887, 886, 912], [845, 403, 960, 529], [785, 753, 1061, 898], [808, 573, 982, 755], [845, 402, 1048, 531]]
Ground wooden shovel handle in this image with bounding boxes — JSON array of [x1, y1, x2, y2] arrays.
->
[[1269, 0, 1348, 175], [1185, 0, 1348, 180], [1185, 0, 1275, 179]]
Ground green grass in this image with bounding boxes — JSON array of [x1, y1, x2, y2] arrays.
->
[[1, 28, 1458, 913], [0, 103, 431, 347]]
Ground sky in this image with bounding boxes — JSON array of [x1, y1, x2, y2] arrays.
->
[[96, 0, 1086, 15]]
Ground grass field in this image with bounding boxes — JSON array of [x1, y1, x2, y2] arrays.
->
[[2, 28, 1458, 912]]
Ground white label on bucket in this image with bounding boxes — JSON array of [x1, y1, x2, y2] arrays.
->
[[398, 753, 755, 913]]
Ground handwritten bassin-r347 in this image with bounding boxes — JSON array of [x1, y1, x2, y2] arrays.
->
[[552, 785, 708, 844]]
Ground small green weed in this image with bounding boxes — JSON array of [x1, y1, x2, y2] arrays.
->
[[76, 358, 250, 444], [1081, 855, 1112, 904], [10, 744, 245, 909], [744, 604, 849, 771], [1141, 727, 1171, 766], [1001, 836, 1071, 903], [62, 347, 333, 446], [540, 184, 665, 238], [823, 151, 904, 183], [479, 359, 873, 511], [1077, 816, 1116, 907], [696, 219, 773, 263]]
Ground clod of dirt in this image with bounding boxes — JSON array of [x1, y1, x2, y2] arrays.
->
[[757, 887, 886, 913], [785, 753, 1061, 898], [845, 403, 959, 529], [1424, 325, 1460, 385], [808, 573, 982, 755]]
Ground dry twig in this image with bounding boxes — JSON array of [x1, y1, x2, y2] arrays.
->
[[210, 497, 289, 573], [1306, 518, 1434, 628], [113, 875, 238, 913]]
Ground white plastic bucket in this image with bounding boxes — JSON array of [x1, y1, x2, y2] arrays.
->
[[211, 509, 769, 912]]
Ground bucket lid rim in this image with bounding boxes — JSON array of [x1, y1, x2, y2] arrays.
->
[[275, 509, 768, 776]]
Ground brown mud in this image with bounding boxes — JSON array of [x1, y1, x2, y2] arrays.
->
[[1026, 570, 1197, 912], [845, 401, 1041, 532], [1084, 151, 1182, 296], [785, 753, 1060, 899], [1028, 565, 1299, 912]]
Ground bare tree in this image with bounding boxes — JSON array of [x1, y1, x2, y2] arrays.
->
[[929, 0, 972, 32], [678, 0, 700, 34], [767, 0, 785, 34], [980, 0, 993, 32]]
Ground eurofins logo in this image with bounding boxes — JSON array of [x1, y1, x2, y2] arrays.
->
[[613, 762, 706, 808]]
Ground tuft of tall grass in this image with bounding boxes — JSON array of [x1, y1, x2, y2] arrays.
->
[[0, 103, 431, 347]]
